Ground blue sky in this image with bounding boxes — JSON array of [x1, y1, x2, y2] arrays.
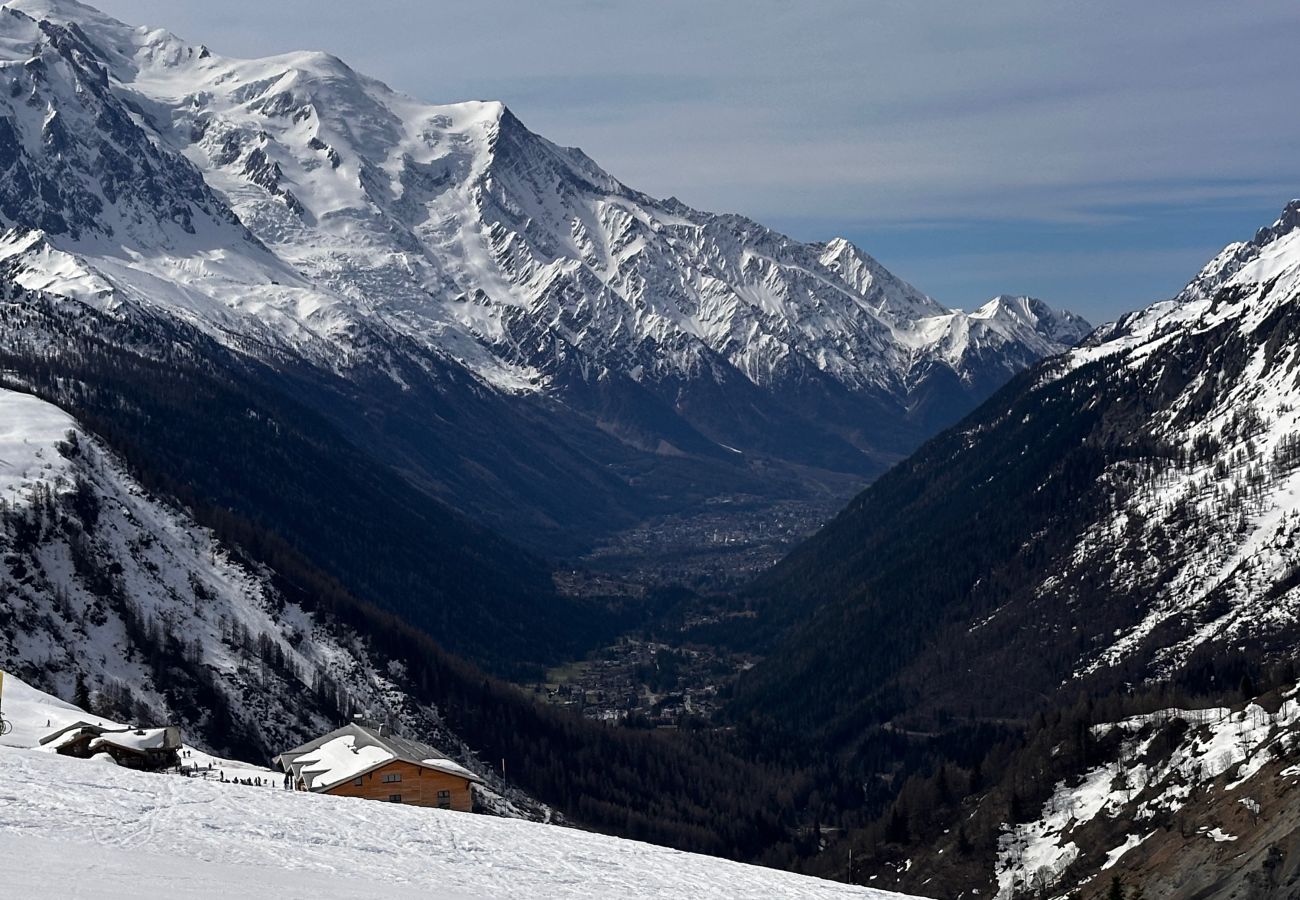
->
[[94, 0, 1300, 323]]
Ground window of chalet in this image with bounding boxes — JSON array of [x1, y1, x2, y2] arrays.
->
[[389, 794, 402, 803], [353, 777, 363, 786], [437, 790, 451, 809], [382, 772, 401, 783]]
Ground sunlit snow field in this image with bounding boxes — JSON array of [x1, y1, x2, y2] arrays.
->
[[0, 674, 915, 900]]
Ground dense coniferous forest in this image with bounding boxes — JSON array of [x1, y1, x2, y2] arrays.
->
[[0, 294, 609, 679]]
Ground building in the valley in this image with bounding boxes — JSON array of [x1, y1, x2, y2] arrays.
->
[[274, 723, 481, 811]]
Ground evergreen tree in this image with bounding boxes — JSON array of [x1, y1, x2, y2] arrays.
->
[[885, 806, 909, 844], [73, 671, 92, 713]]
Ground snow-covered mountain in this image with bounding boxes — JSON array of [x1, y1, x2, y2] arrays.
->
[[1038, 198, 1300, 678], [738, 196, 1300, 754], [0, 0, 1084, 393], [0, 0, 1086, 552], [722, 197, 1300, 899]]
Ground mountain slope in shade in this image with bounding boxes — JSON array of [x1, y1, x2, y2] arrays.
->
[[733, 198, 1300, 739], [0, 283, 869, 865], [0, 0, 1086, 554], [0, 385, 557, 818], [0, 276, 607, 675]]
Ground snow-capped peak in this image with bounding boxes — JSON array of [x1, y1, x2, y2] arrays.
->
[[817, 237, 948, 322], [1252, 197, 1300, 248], [0, 0, 1087, 462], [4, 0, 197, 80], [1071, 199, 1300, 372], [971, 295, 1092, 344]]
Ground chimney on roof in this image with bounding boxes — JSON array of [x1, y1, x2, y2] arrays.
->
[[352, 712, 384, 734]]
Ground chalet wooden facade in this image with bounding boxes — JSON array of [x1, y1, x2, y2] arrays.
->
[[274, 723, 480, 812], [325, 758, 475, 810]]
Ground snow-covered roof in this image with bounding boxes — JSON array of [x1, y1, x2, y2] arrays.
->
[[38, 721, 109, 749], [286, 734, 391, 792], [39, 722, 180, 754], [89, 727, 178, 753], [275, 723, 480, 793]]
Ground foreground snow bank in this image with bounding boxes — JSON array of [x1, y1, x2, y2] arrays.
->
[[0, 748, 917, 900]]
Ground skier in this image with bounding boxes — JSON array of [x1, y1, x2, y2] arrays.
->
[[0, 670, 10, 737], [283, 770, 292, 790]]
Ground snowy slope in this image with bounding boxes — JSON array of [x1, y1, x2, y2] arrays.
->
[[912, 199, 1300, 685], [967, 199, 1300, 679], [1019, 200, 1300, 677], [0, 664, 98, 748], [0, 0, 1083, 404], [1070, 199, 1300, 374], [0, 670, 277, 782], [0, 382, 550, 815], [0, 383, 404, 749], [994, 688, 1300, 899], [0, 676, 907, 899], [846, 198, 1300, 683], [0, 743, 918, 900]]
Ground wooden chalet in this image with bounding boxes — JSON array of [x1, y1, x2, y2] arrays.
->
[[40, 721, 183, 770], [274, 723, 481, 812]]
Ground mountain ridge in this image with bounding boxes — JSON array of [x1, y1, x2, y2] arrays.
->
[[733, 195, 1300, 748], [0, 0, 1087, 541]]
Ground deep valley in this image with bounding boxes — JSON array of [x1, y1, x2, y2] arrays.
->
[[0, 2, 1298, 898]]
